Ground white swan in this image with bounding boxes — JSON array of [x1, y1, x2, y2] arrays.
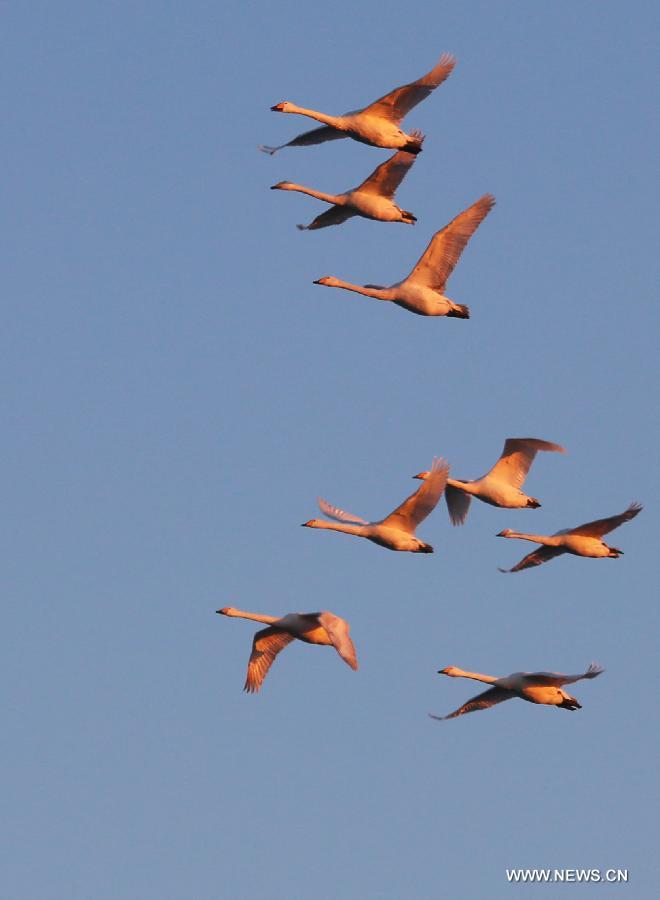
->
[[217, 607, 358, 692], [260, 53, 456, 154], [497, 502, 643, 572], [414, 437, 565, 525], [302, 457, 449, 552], [313, 194, 495, 317], [430, 663, 604, 719], [271, 150, 419, 230]]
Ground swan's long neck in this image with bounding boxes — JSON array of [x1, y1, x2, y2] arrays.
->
[[309, 520, 368, 537], [503, 532, 560, 546], [284, 104, 344, 129], [447, 477, 478, 494], [279, 183, 344, 205], [448, 669, 498, 684], [330, 279, 395, 301], [222, 608, 279, 625]]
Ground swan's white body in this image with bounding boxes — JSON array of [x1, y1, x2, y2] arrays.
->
[[302, 457, 449, 552], [271, 150, 418, 230], [217, 607, 358, 693], [260, 54, 456, 154], [415, 437, 565, 524], [431, 663, 604, 719], [497, 502, 642, 572], [314, 195, 495, 317]]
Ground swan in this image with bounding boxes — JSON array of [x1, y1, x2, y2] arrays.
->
[[271, 150, 419, 230], [302, 457, 449, 552], [430, 663, 604, 719], [260, 53, 456, 154], [217, 607, 358, 692], [313, 194, 495, 317], [497, 502, 643, 572], [414, 437, 565, 525]]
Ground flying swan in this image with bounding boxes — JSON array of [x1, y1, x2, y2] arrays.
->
[[497, 502, 643, 572], [414, 437, 565, 525], [302, 457, 449, 552], [430, 663, 604, 719], [217, 607, 358, 692], [271, 150, 419, 229], [260, 53, 456, 154], [313, 194, 494, 317]]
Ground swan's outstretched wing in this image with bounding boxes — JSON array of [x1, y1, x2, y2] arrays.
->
[[569, 502, 643, 538], [298, 206, 357, 231], [318, 612, 359, 671], [361, 53, 456, 123], [381, 457, 449, 533], [523, 663, 605, 688], [445, 484, 472, 526], [244, 628, 295, 693], [259, 125, 348, 155], [485, 438, 565, 488], [430, 686, 515, 720], [499, 546, 565, 573], [318, 497, 368, 526], [354, 150, 417, 198], [404, 194, 495, 291]]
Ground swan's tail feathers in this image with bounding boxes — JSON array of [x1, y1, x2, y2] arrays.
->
[[401, 130, 425, 154], [258, 144, 280, 155], [526, 497, 541, 509], [558, 696, 581, 711], [401, 210, 417, 224], [417, 543, 434, 554], [403, 140, 424, 154], [446, 303, 470, 319]]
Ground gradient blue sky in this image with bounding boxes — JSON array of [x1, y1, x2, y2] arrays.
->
[[3, 2, 659, 898]]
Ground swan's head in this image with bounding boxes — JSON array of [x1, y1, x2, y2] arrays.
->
[[400, 210, 417, 225], [216, 607, 234, 616], [301, 519, 320, 528], [271, 101, 293, 113], [270, 181, 292, 190], [413, 471, 430, 481], [313, 276, 339, 287], [438, 666, 460, 677], [496, 528, 514, 537]]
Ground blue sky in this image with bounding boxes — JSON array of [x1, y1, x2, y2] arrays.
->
[[3, 2, 659, 897]]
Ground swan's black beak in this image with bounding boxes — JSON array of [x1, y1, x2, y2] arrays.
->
[[271, 102, 286, 112]]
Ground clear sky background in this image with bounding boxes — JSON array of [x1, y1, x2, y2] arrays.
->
[[3, 2, 659, 898]]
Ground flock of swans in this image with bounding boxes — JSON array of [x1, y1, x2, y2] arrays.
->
[[219, 53, 643, 718]]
